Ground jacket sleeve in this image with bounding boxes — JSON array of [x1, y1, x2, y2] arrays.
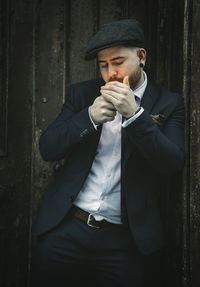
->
[[123, 93, 185, 175], [39, 84, 97, 161]]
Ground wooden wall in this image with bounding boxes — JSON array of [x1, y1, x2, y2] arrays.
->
[[0, 0, 199, 286]]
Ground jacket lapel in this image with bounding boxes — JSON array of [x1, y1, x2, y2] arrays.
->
[[141, 80, 161, 113], [121, 81, 161, 173]]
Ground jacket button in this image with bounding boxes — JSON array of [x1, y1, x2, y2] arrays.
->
[[70, 195, 75, 202]]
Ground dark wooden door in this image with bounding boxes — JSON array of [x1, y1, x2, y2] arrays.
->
[[0, 1, 199, 286], [0, 1, 33, 286]]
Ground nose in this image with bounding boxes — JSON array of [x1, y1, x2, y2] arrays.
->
[[108, 65, 117, 79]]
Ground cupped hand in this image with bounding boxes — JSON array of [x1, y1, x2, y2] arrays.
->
[[89, 96, 116, 125], [101, 76, 138, 119]]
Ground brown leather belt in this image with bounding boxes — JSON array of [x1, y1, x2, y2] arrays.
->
[[70, 205, 116, 229]]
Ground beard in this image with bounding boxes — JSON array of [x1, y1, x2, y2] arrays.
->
[[108, 66, 142, 90], [128, 67, 143, 90]]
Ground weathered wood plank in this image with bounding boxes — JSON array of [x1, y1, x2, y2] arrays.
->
[[31, 0, 65, 221], [69, 0, 98, 83], [0, 1, 33, 286], [190, 0, 200, 286], [182, 1, 191, 286], [99, 0, 124, 25], [0, 0, 8, 156]]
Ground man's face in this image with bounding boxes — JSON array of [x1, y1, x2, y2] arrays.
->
[[98, 46, 146, 90]]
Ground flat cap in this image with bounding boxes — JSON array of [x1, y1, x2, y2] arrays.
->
[[85, 19, 145, 60]]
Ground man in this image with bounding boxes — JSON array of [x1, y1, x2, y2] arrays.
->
[[31, 19, 185, 287]]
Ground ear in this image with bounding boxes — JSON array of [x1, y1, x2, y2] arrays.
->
[[137, 48, 146, 66]]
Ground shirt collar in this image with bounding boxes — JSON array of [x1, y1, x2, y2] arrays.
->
[[133, 71, 147, 101]]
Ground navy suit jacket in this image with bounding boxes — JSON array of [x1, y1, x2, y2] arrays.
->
[[32, 78, 185, 255]]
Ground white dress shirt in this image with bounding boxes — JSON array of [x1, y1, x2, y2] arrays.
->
[[73, 72, 147, 224]]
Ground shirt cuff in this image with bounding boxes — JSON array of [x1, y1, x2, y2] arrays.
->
[[88, 107, 99, 130], [122, 107, 144, 128]]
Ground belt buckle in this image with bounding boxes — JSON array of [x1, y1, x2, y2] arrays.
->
[[87, 213, 100, 229]]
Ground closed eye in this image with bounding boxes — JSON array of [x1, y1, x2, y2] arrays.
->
[[113, 61, 124, 66], [100, 64, 108, 68], [100, 62, 124, 69]]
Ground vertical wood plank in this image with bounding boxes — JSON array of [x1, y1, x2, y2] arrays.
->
[[182, 1, 192, 285], [69, 0, 99, 83], [99, 0, 123, 25], [31, 0, 65, 223], [0, 0, 8, 156], [190, 0, 200, 286], [0, 0, 33, 286]]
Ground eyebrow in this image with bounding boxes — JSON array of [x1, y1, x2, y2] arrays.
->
[[98, 56, 125, 63]]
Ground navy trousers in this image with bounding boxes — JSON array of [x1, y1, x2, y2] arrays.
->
[[31, 212, 145, 287]]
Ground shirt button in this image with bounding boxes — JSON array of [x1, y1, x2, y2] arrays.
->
[[107, 174, 111, 178], [114, 152, 118, 156]]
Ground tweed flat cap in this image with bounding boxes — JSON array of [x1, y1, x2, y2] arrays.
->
[[85, 19, 145, 60]]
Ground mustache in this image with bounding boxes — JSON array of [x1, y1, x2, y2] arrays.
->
[[108, 77, 123, 83]]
